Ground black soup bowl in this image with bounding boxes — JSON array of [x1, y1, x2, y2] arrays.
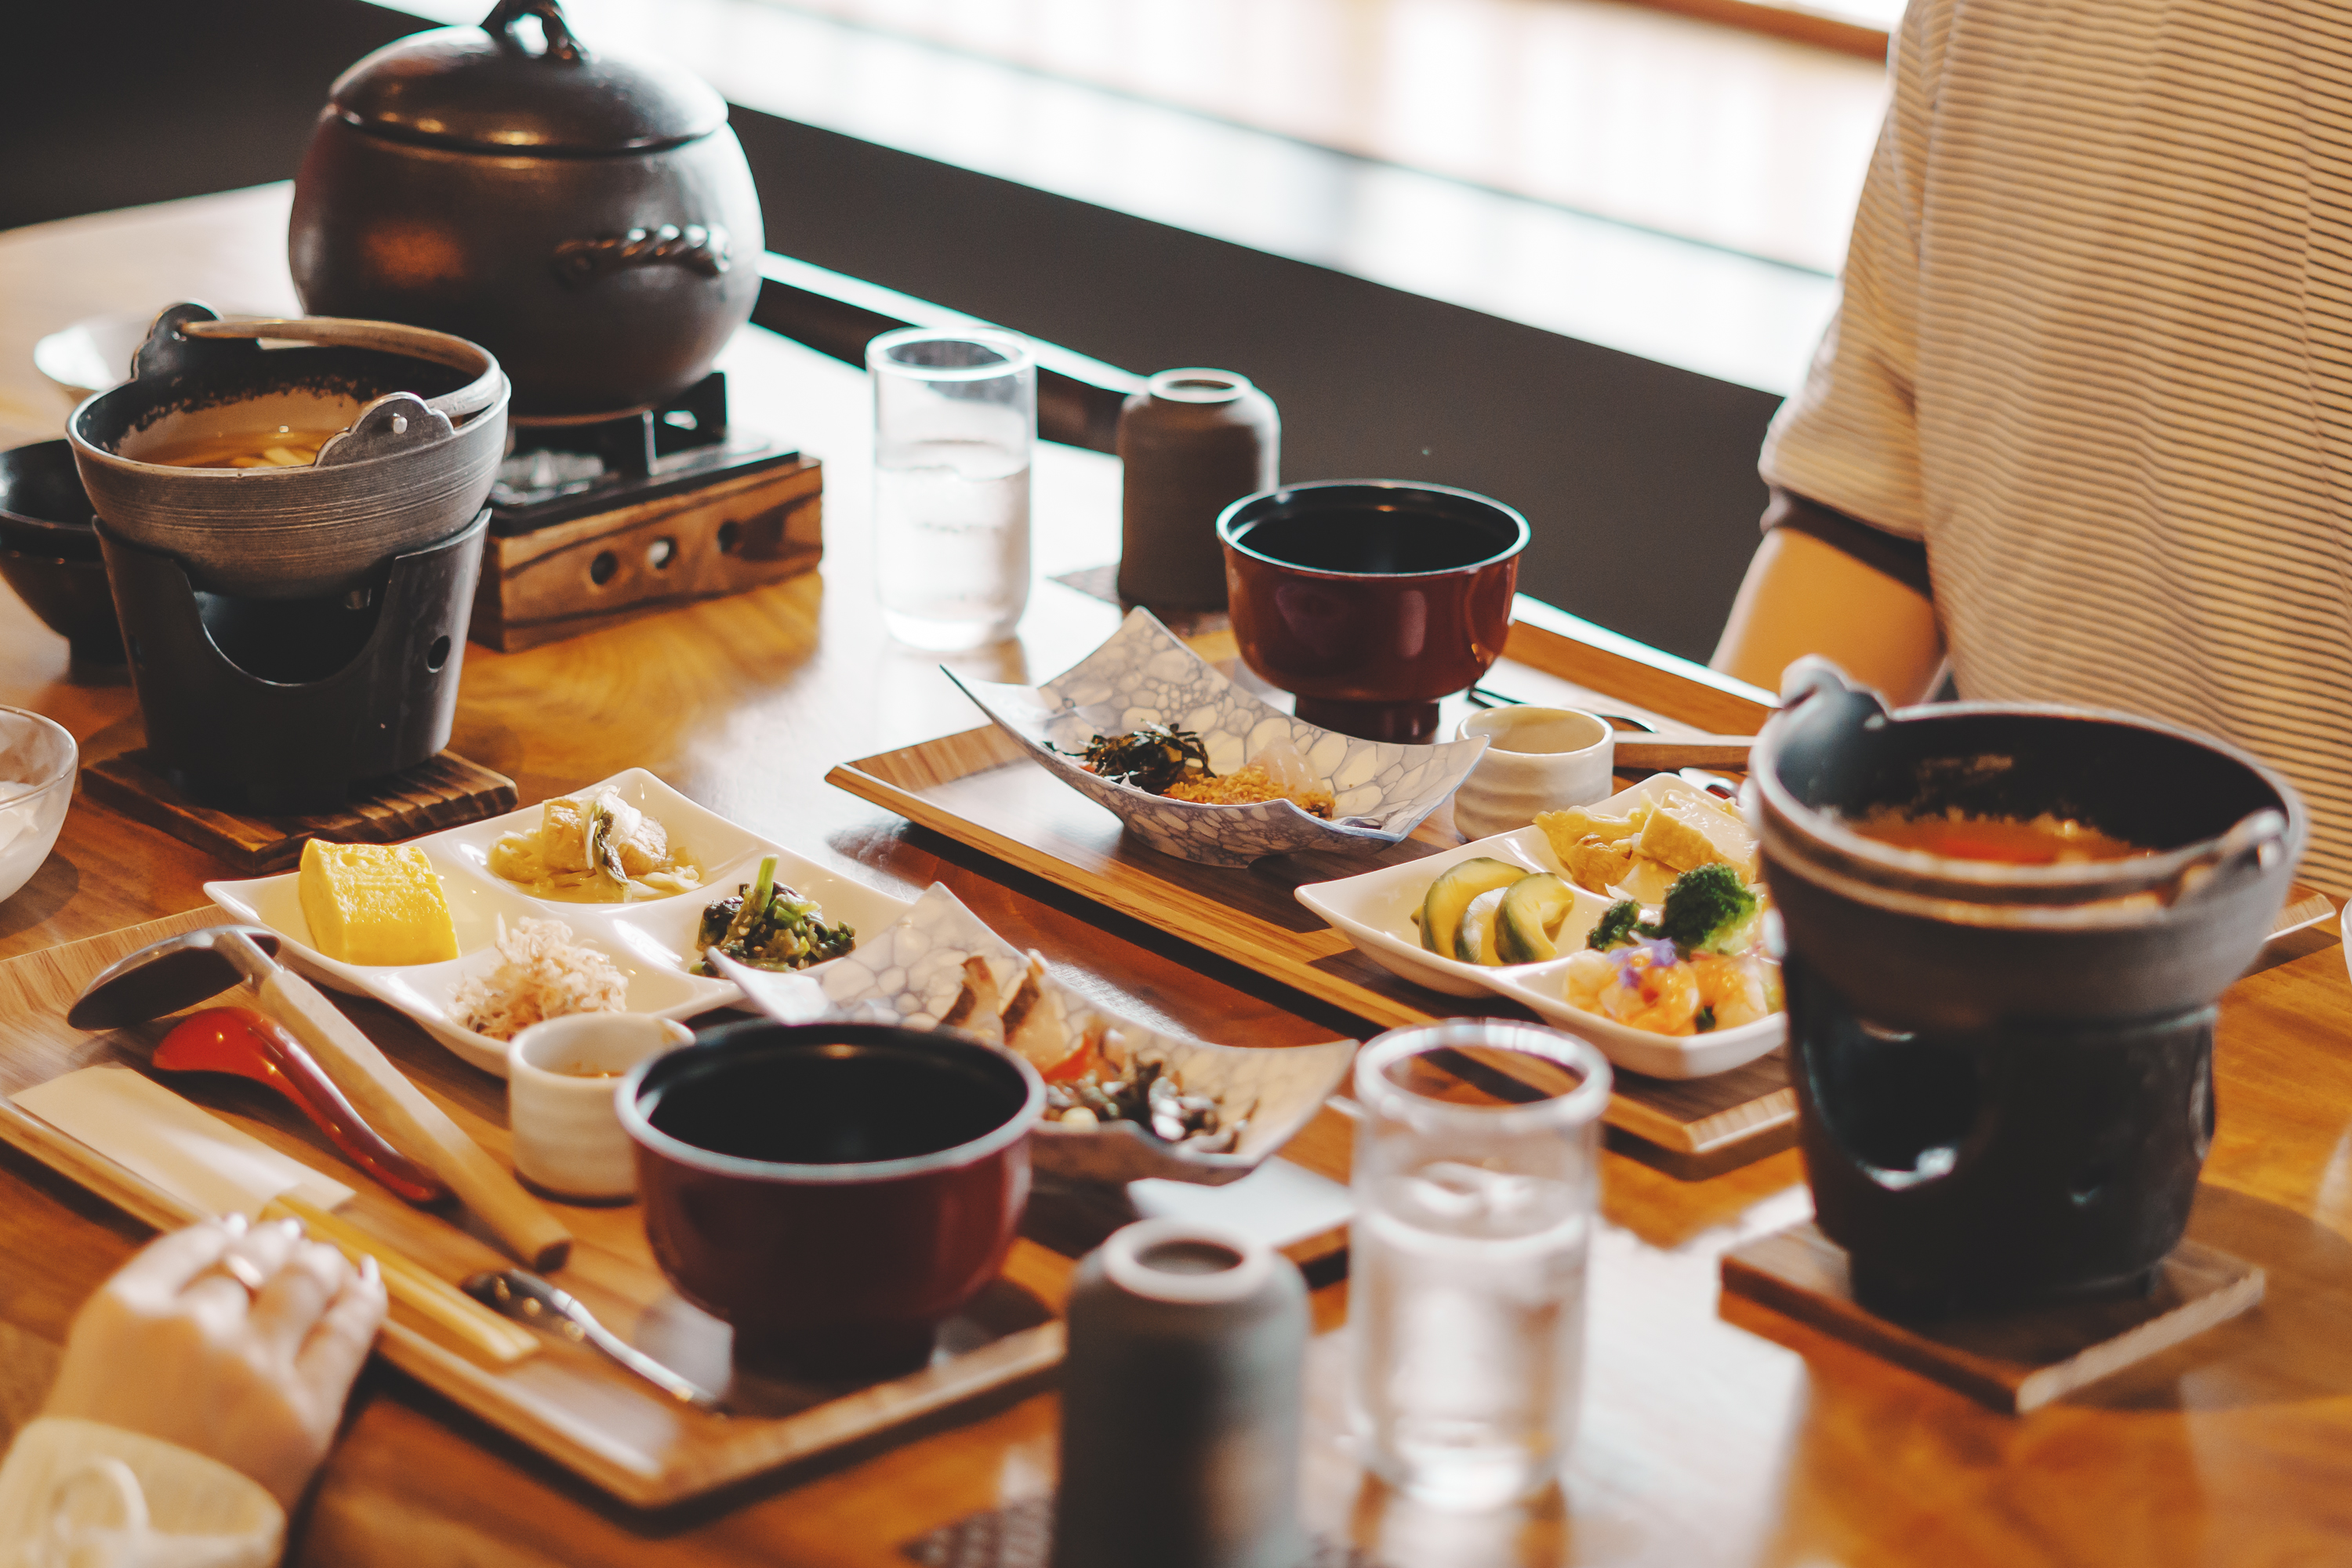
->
[[1750, 658, 2304, 1313], [0, 439, 120, 662], [622, 1020, 1044, 1377]]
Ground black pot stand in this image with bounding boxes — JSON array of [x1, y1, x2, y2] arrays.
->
[[1715, 953, 2266, 1414], [99, 510, 487, 815], [1784, 953, 2217, 1316]]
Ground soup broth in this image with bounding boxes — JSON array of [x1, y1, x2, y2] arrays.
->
[[1846, 807, 2151, 865], [139, 426, 344, 470]]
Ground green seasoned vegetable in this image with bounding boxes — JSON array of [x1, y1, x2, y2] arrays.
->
[[1650, 862, 1761, 956], [1419, 858, 1526, 961], [693, 855, 856, 974], [1497, 873, 1575, 964], [583, 794, 630, 887], [1054, 725, 1214, 794], [1587, 899, 1646, 951]]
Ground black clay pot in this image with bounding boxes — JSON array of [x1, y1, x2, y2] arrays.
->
[[1751, 659, 2303, 1313], [290, 0, 762, 418]]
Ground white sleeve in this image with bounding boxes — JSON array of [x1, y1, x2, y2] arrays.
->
[[1758, 0, 1946, 542], [0, 1417, 284, 1568]]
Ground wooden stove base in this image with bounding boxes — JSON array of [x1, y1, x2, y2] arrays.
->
[[82, 750, 518, 874], [1719, 1221, 2264, 1414], [470, 455, 823, 652]]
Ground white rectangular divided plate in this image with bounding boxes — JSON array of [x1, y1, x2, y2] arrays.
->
[[1293, 775, 1786, 1080], [205, 768, 917, 1077]]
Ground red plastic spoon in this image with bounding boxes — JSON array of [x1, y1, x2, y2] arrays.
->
[[153, 1007, 452, 1205]]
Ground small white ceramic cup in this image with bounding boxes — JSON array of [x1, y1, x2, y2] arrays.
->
[[1450, 706, 1615, 840], [508, 1013, 695, 1200]]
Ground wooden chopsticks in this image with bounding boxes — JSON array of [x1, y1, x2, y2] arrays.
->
[[0, 1096, 538, 1368]]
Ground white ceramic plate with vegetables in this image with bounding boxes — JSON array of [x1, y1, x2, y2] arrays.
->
[[1294, 775, 1786, 1080], [204, 768, 916, 1077]]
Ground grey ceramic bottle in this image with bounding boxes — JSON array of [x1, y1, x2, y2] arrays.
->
[[1052, 1219, 1309, 1568], [1116, 370, 1279, 612]]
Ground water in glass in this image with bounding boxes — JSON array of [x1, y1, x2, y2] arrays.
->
[[874, 438, 1032, 651], [1345, 1022, 1610, 1508], [1352, 1160, 1589, 1508]]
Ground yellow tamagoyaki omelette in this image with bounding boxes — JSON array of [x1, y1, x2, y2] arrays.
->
[[298, 840, 460, 966]]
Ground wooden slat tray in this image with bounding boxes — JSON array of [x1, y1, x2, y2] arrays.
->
[[829, 620, 1797, 1173], [0, 911, 1070, 1510]]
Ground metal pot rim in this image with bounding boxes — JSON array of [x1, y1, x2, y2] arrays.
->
[[1750, 692, 2305, 913], [67, 315, 506, 481]]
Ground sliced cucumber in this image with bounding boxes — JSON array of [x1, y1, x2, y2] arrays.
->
[[1457, 887, 1512, 966], [1417, 857, 1525, 961], [1497, 873, 1575, 964]]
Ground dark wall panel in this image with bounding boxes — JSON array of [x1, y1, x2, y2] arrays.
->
[[2, 0, 1778, 661], [731, 113, 1780, 662], [0, 2, 429, 232]]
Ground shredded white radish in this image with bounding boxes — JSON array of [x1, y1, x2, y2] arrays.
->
[[451, 916, 628, 1041]]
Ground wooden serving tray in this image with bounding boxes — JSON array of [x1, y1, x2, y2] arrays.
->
[[0, 911, 1069, 1510], [829, 619, 1797, 1174]]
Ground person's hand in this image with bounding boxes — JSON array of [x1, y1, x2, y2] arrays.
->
[[42, 1214, 387, 1508]]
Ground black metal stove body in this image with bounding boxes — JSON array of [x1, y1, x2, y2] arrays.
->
[[1786, 956, 2216, 1315], [101, 511, 486, 815], [488, 372, 797, 535]]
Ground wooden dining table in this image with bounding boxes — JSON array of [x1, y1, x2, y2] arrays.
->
[[5, 186, 2352, 1568]]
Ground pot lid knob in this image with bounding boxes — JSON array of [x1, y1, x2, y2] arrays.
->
[[325, 0, 727, 155]]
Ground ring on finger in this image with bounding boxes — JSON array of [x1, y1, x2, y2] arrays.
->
[[198, 1252, 271, 1301]]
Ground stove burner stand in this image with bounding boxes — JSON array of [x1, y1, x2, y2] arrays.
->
[[468, 372, 824, 651]]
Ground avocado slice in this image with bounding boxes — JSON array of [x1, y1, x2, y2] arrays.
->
[[1458, 887, 1512, 965], [1497, 872, 1575, 964], [1417, 857, 1526, 961]]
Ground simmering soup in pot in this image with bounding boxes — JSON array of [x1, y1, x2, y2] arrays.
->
[[1846, 807, 2151, 865], [139, 426, 344, 470]]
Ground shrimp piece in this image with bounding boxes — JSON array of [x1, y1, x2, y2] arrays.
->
[[1563, 950, 1617, 1014], [1690, 953, 1772, 1031], [1595, 948, 1702, 1036]]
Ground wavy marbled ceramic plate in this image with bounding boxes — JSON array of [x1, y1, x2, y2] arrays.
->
[[944, 608, 1487, 867], [714, 883, 1357, 1185]]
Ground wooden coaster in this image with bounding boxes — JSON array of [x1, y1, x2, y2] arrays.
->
[[82, 749, 518, 874], [1719, 1222, 2265, 1413]]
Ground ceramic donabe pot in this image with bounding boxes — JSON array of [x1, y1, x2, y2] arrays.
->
[[290, 0, 763, 417]]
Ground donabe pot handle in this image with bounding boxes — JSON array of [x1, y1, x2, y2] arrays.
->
[[484, 0, 585, 61], [2163, 808, 2292, 906], [130, 303, 257, 384], [1777, 654, 1890, 720], [314, 393, 456, 468], [551, 224, 732, 287]]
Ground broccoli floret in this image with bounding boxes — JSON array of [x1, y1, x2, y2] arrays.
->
[[1587, 899, 1646, 950], [1652, 863, 1761, 956]]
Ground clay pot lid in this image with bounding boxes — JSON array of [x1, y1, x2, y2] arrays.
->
[[328, 0, 726, 156]]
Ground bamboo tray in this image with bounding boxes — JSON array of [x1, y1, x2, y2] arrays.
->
[[0, 911, 1071, 1510], [829, 619, 1798, 1174]]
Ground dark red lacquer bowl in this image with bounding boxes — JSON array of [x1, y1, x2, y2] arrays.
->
[[1218, 481, 1529, 742], [622, 1021, 1044, 1377]]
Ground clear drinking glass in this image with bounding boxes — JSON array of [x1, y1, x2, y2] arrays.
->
[[1346, 1019, 1613, 1508], [867, 326, 1036, 651]]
